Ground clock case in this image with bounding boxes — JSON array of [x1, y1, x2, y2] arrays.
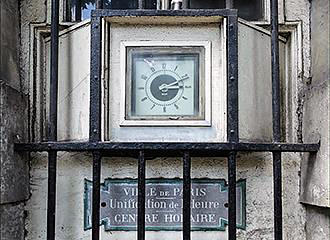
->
[[122, 41, 210, 125], [107, 14, 226, 142], [44, 10, 287, 143]]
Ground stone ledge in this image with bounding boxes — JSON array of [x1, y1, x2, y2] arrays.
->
[[0, 81, 29, 204]]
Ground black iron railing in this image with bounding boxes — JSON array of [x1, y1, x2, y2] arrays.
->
[[14, 1, 320, 240]]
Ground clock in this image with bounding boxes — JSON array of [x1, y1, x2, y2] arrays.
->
[[120, 41, 211, 126]]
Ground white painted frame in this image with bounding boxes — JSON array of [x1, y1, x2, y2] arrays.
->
[[250, 0, 285, 24], [119, 40, 212, 127]]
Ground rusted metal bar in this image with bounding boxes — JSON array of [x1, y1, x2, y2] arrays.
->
[[271, 0, 283, 239], [271, 0, 281, 143], [227, 13, 239, 240], [96, 0, 103, 9], [73, 0, 82, 21], [91, 9, 238, 18], [90, 3, 103, 239], [47, 0, 59, 239], [228, 151, 237, 240], [226, 0, 234, 9], [183, 151, 191, 240], [138, 151, 146, 240], [182, 0, 189, 9], [15, 142, 320, 153], [139, 0, 146, 9], [92, 151, 102, 240]]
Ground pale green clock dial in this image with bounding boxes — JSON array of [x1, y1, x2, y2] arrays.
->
[[126, 47, 204, 120]]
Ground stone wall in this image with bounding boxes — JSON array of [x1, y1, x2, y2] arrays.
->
[[302, 0, 330, 239], [0, 1, 29, 240], [300, 0, 330, 207], [9, 0, 330, 239]]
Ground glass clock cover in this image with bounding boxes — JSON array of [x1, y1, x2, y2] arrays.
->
[[126, 46, 205, 120]]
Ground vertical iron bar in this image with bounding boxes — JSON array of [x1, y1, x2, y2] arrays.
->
[[271, 0, 281, 142], [139, 0, 146, 9], [271, 0, 283, 239], [228, 152, 237, 240], [138, 151, 146, 240], [73, 0, 82, 22], [227, 15, 239, 143], [47, 0, 59, 239], [47, 152, 57, 240], [273, 151, 282, 240], [225, 0, 234, 9], [183, 152, 191, 240], [92, 151, 101, 240], [89, 16, 102, 142], [182, 0, 189, 9], [90, 5, 102, 239], [49, 0, 59, 141], [96, 0, 103, 9], [227, 13, 238, 240]]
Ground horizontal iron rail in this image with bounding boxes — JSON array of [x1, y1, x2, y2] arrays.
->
[[15, 142, 319, 153], [91, 9, 238, 18]]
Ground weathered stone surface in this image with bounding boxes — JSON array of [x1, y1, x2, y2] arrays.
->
[[0, 2, 29, 240], [300, 0, 330, 207], [305, 205, 330, 240], [0, 82, 29, 204], [0, 202, 25, 240], [25, 152, 307, 240], [20, 0, 48, 94], [0, 0, 21, 91], [18, 1, 329, 240]]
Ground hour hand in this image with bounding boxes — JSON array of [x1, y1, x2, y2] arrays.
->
[[159, 76, 189, 91], [159, 85, 181, 90]]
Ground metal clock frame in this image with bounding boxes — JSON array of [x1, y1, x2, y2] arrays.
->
[[14, 1, 320, 240], [120, 41, 211, 126]]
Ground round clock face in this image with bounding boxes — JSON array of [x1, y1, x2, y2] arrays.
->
[[126, 47, 204, 119]]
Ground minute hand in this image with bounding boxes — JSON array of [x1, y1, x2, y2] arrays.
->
[[159, 76, 189, 90]]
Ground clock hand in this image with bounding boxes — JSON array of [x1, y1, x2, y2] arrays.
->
[[158, 76, 189, 90], [143, 58, 154, 68], [165, 86, 181, 89]]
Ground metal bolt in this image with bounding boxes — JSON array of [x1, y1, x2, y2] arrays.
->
[[230, 130, 235, 133], [230, 24, 234, 28], [230, 76, 235, 81], [94, 75, 98, 79], [93, 129, 98, 133]]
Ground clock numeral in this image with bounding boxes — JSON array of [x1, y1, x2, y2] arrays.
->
[[174, 66, 178, 72], [163, 106, 166, 113], [138, 87, 145, 90], [141, 97, 148, 102], [185, 86, 192, 89], [174, 104, 179, 110], [181, 74, 189, 79], [182, 96, 188, 100], [141, 74, 148, 80], [162, 63, 166, 69], [151, 104, 156, 110], [151, 67, 156, 72]]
